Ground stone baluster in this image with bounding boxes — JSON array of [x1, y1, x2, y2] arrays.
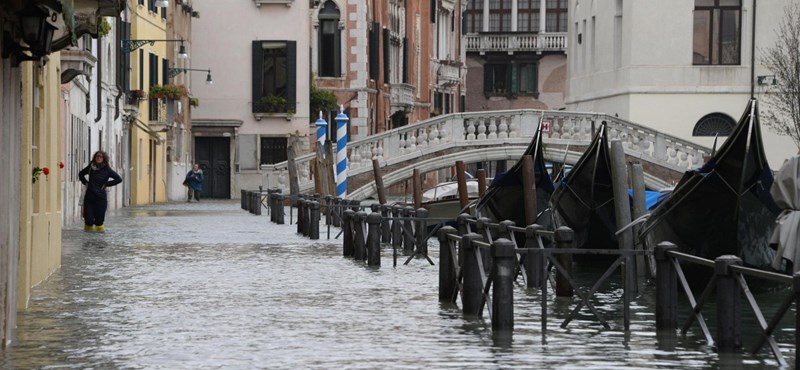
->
[[508, 115, 519, 138], [497, 116, 508, 139], [477, 118, 487, 140], [487, 117, 498, 139], [430, 123, 440, 144], [465, 118, 476, 140], [561, 118, 572, 140], [408, 131, 417, 150]]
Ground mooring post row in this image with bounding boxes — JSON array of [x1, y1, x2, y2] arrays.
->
[[715, 255, 742, 353], [491, 238, 516, 333]]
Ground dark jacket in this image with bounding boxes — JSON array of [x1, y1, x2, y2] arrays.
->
[[79, 164, 123, 200], [185, 169, 204, 192]]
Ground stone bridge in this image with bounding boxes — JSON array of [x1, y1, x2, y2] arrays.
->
[[261, 109, 712, 200]]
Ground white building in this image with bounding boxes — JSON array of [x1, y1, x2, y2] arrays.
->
[[566, 0, 797, 166], [190, 0, 311, 197]]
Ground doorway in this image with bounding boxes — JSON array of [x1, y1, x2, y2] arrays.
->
[[195, 137, 231, 198]]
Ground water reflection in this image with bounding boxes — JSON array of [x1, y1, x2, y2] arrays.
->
[[0, 201, 795, 369]]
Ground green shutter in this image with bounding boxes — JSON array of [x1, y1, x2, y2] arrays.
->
[[286, 40, 297, 112], [505, 65, 512, 94], [526, 64, 535, 92], [511, 64, 519, 94], [483, 64, 492, 95], [252, 41, 264, 113]]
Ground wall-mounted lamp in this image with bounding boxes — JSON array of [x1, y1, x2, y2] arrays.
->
[[122, 38, 188, 59], [18, 1, 58, 56], [168, 67, 213, 85]]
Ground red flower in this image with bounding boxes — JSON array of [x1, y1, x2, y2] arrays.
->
[[59, 161, 64, 169], [42, 167, 50, 176]]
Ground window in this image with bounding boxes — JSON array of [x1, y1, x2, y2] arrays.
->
[[318, 1, 341, 77], [545, 0, 567, 32], [517, 0, 540, 32], [489, 0, 511, 32], [149, 53, 159, 121], [260, 137, 288, 165], [692, 113, 735, 136], [693, 0, 741, 65], [162, 58, 169, 85], [252, 40, 296, 113], [483, 62, 539, 97], [465, 0, 483, 33]]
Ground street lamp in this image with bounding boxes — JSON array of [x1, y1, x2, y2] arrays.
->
[[121, 39, 188, 59], [168, 67, 213, 85], [18, 2, 57, 55]]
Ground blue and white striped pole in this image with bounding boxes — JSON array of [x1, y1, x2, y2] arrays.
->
[[335, 105, 349, 198], [314, 111, 327, 156]]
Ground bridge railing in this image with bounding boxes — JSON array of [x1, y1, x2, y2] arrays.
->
[[260, 109, 711, 195]]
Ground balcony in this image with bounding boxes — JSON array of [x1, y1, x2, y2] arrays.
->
[[465, 32, 567, 54], [436, 61, 461, 84], [60, 48, 96, 83], [390, 83, 415, 112]]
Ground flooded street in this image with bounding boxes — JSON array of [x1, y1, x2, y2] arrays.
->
[[1, 201, 793, 369]]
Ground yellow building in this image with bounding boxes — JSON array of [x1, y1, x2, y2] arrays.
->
[[127, 0, 170, 205]]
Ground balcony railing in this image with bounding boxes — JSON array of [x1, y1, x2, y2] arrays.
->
[[436, 62, 461, 83], [390, 83, 415, 110], [465, 32, 568, 53]]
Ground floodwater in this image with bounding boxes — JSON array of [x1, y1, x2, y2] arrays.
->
[[0, 201, 794, 369]]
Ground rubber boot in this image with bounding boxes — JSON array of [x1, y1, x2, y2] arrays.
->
[[95, 225, 105, 233], [84, 225, 94, 232]]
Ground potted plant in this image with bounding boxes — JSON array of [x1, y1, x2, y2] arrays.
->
[[130, 89, 146, 99], [189, 97, 199, 107], [150, 84, 188, 100], [260, 95, 288, 113]]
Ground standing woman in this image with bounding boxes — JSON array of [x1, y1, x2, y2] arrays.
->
[[79, 150, 122, 232], [185, 164, 204, 202]]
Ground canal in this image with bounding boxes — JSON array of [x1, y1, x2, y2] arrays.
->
[[0, 201, 793, 368]]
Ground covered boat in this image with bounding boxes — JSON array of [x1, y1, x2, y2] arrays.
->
[[475, 120, 555, 228], [550, 122, 618, 250], [640, 99, 781, 274]]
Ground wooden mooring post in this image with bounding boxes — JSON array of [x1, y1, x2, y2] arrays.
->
[[523, 225, 544, 288], [391, 205, 402, 251], [342, 209, 355, 257], [610, 139, 636, 294], [715, 255, 742, 353], [461, 233, 484, 316], [630, 162, 647, 279], [380, 204, 391, 243], [332, 197, 342, 227], [655, 242, 677, 334], [554, 226, 574, 297], [438, 226, 458, 302], [372, 158, 387, 205], [455, 161, 469, 210], [353, 211, 367, 261], [492, 238, 516, 333], [276, 194, 285, 224], [415, 208, 428, 256], [309, 201, 320, 240], [366, 213, 382, 266], [403, 206, 414, 255]]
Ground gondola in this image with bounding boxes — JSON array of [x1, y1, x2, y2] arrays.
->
[[474, 120, 555, 229], [639, 99, 782, 276], [549, 122, 618, 250]]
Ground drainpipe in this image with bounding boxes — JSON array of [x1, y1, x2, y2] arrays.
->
[[750, 0, 756, 99], [95, 24, 103, 123]]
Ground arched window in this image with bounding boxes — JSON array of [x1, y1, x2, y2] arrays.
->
[[318, 1, 341, 77], [692, 113, 736, 136]]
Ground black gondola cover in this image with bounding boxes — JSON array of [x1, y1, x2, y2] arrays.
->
[[640, 99, 781, 270], [475, 120, 555, 228], [550, 123, 617, 250]]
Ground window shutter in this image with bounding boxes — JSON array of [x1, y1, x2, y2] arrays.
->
[[252, 41, 264, 113], [526, 64, 535, 93], [286, 40, 297, 112], [511, 64, 519, 94], [483, 64, 492, 94], [369, 23, 379, 80], [402, 37, 409, 83], [162, 58, 168, 85], [505, 65, 512, 94], [382, 28, 390, 83], [431, 0, 436, 23], [531, 61, 539, 95], [139, 49, 144, 90]]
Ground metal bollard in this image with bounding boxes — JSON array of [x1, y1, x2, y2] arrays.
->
[[276, 195, 285, 224], [324, 195, 333, 225], [332, 197, 342, 227], [715, 255, 742, 353], [438, 226, 458, 302], [403, 206, 414, 255], [297, 198, 306, 235], [523, 224, 544, 288], [254, 192, 262, 216], [342, 210, 355, 257], [461, 233, 484, 316], [391, 205, 402, 250], [415, 208, 429, 256], [381, 204, 391, 243], [498, 220, 515, 239], [309, 201, 320, 240], [367, 213, 382, 266], [354, 211, 367, 261], [655, 242, 678, 333], [492, 238, 516, 333], [554, 226, 574, 297]]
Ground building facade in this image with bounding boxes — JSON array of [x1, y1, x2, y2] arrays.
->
[[463, 0, 568, 111], [566, 0, 796, 166], [190, 0, 312, 197]]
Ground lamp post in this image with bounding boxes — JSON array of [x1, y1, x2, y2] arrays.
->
[[335, 106, 348, 198], [168, 68, 213, 85], [315, 111, 327, 156], [122, 39, 188, 59]]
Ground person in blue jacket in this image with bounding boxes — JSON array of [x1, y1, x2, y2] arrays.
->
[[78, 150, 123, 232], [185, 164, 204, 202]]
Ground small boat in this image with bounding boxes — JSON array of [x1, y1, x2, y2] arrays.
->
[[639, 99, 782, 276], [421, 179, 482, 222], [550, 122, 618, 250], [475, 120, 555, 228]]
